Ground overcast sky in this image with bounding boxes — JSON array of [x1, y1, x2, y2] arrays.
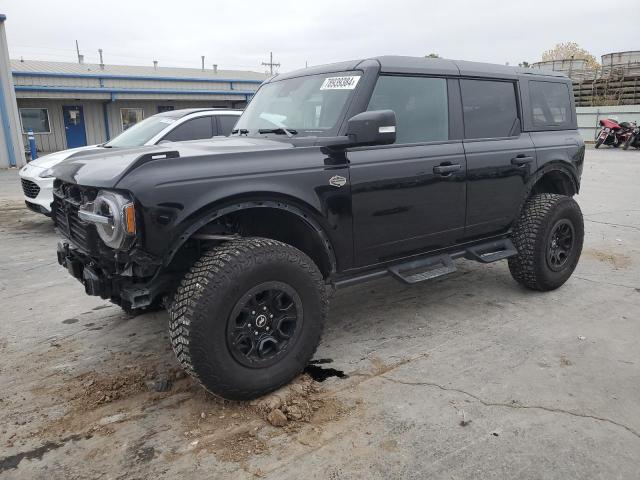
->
[[2, 0, 637, 73]]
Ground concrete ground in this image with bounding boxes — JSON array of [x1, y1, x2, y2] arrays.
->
[[0, 147, 639, 479]]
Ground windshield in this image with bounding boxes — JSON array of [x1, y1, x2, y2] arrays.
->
[[105, 115, 178, 147], [234, 71, 362, 137]]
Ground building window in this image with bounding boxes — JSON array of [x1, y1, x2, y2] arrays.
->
[[19, 108, 51, 134], [157, 106, 175, 113], [121, 108, 144, 131]]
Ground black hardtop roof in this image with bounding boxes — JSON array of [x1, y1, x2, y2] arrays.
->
[[273, 55, 568, 82], [155, 108, 243, 118]]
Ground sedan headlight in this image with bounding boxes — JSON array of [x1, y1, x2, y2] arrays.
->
[[78, 190, 137, 250], [39, 168, 55, 178]]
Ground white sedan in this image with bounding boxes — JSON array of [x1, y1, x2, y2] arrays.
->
[[19, 108, 241, 215]]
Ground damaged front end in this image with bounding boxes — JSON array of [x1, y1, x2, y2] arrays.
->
[[53, 180, 169, 310]]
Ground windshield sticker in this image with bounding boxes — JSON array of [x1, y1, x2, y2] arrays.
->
[[320, 76, 360, 90], [159, 118, 176, 124]]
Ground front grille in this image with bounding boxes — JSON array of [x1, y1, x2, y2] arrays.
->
[[21, 179, 40, 199], [53, 182, 99, 253]]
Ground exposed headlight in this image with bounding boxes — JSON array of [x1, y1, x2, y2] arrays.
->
[[78, 190, 137, 250]]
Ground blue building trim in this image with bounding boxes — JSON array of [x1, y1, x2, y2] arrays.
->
[[15, 85, 254, 96], [13, 71, 264, 85], [0, 75, 17, 167], [102, 101, 110, 141]]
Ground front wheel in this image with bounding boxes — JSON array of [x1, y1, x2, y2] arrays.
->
[[595, 138, 603, 148], [168, 237, 327, 400], [508, 194, 584, 291]]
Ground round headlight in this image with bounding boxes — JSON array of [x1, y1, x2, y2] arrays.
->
[[94, 193, 127, 248], [78, 190, 136, 250]]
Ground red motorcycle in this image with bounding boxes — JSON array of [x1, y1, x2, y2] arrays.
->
[[621, 121, 639, 150], [595, 118, 623, 148]]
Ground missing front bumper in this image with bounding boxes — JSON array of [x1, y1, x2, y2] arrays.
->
[[56, 242, 171, 309]]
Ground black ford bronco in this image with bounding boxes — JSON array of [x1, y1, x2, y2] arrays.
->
[[52, 56, 585, 400]]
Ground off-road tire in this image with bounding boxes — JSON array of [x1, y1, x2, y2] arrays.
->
[[168, 237, 327, 400], [508, 194, 584, 291]]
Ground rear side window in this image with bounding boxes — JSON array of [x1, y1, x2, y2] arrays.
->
[[529, 81, 572, 129], [460, 80, 519, 139], [162, 116, 214, 142], [217, 115, 238, 136], [367, 76, 448, 144]]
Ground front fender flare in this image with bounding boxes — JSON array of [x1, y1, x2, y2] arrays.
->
[[163, 200, 337, 273]]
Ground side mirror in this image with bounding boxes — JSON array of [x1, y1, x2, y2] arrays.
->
[[346, 110, 396, 146]]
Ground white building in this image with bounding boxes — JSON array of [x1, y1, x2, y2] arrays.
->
[[10, 59, 267, 161]]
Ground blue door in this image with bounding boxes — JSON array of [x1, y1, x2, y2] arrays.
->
[[62, 105, 87, 148]]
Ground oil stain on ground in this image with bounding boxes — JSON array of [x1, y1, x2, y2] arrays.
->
[[304, 359, 347, 382], [0, 433, 92, 472]]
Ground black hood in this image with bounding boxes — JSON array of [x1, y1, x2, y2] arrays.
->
[[51, 136, 294, 188]]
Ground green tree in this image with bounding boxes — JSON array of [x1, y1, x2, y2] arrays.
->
[[425, 53, 440, 58]]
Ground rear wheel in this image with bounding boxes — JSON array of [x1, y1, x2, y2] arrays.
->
[[623, 137, 632, 150], [508, 194, 584, 291], [168, 237, 327, 400]]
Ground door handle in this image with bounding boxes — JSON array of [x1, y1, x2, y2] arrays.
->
[[433, 164, 462, 175], [511, 155, 533, 166]]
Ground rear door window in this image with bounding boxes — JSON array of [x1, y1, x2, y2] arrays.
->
[[162, 116, 214, 142], [460, 80, 520, 139], [529, 81, 572, 129]]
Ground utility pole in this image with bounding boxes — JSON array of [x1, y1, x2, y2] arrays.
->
[[75, 40, 83, 64], [262, 51, 280, 75], [201, 55, 205, 71], [98, 48, 104, 69]]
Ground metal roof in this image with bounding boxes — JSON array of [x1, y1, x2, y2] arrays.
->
[[276, 55, 568, 81], [11, 59, 268, 82]]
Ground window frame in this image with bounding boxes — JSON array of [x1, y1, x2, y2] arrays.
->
[[120, 108, 144, 131], [459, 78, 523, 142], [349, 73, 460, 151], [19, 108, 51, 134]]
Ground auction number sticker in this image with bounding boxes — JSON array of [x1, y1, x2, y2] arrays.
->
[[320, 75, 361, 90]]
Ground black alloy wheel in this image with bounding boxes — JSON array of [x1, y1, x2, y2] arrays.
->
[[546, 219, 575, 272], [227, 281, 303, 368]]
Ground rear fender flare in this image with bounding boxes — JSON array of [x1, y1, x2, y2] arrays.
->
[[516, 163, 579, 216]]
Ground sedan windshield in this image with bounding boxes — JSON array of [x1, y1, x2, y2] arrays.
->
[[105, 115, 178, 147], [233, 71, 362, 137]]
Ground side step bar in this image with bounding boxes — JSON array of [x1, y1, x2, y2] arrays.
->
[[389, 255, 457, 285], [334, 238, 518, 288], [464, 239, 518, 263]]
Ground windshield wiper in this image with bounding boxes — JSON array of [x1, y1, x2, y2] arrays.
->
[[231, 128, 249, 135], [258, 128, 297, 138]]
